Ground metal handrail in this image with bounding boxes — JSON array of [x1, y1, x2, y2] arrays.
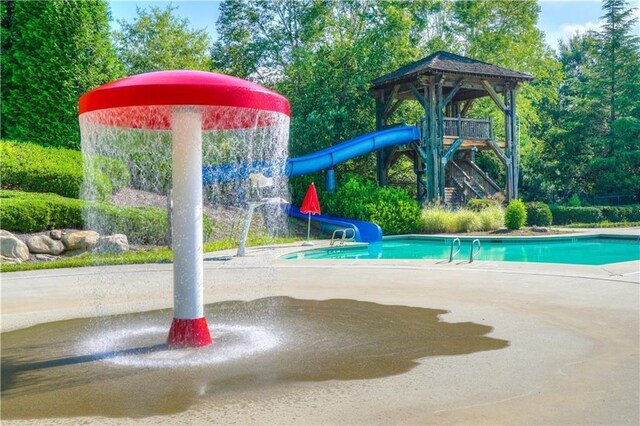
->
[[469, 239, 481, 262], [449, 238, 461, 262], [330, 228, 356, 246]]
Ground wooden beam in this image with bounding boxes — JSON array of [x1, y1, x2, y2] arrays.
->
[[481, 80, 507, 111], [460, 99, 474, 117], [386, 99, 404, 119], [487, 138, 508, 165], [408, 83, 427, 109], [440, 78, 465, 110], [383, 85, 400, 116]]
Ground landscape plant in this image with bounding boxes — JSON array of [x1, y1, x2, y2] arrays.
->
[[525, 202, 553, 226], [0, 190, 212, 244], [0, 140, 129, 200], [505, 199, 528, 230], [420, 206, 504, 233]]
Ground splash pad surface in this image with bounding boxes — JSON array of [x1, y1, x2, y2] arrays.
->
[[79, 70, 291, 348], [1, 250, 638, 424]]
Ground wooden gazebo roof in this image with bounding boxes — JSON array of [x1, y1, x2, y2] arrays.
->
[[371, 51, 534, 90]]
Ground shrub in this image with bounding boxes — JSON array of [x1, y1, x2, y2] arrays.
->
[[505, 199, 527, 230], [567, 194, 582, 207], [328, 177, 421, 235], [550, 206, 603, 225], [452, 209, 482, 232], [0, 140, 129, 200], [420, 206, 504, 233], [525, 202, 552, 226], [549, 205, 640, 225], [479, 206, 505, 230], [0, 190, 212, 244], [421, 206, 454, 233], [467, 198, 499, 212]]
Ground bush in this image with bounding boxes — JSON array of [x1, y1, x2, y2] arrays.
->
[[327, 177, 421, 235], [567, 194, 582, 207], [479, 206, 505, 230], [420, 206, 504, 233], [525, 202, 552, 226], [0, 140, 129, 200], [550, 206, 603, 225], [421, 206, 455, 233], [0, 190, 212, 244], [505, 199, 527, 230], [467, 198, 499, 212], [549, 205, 640, 225]]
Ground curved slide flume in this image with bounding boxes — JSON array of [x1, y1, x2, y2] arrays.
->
[[202, 126, 421, 243]]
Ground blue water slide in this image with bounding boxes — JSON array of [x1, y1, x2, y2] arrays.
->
[[285, 125, 420, 177], [201, 125, 420, 185], [288, 205, 382, 243]]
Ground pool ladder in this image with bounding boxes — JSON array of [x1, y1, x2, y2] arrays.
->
[[330, 228, 356, 246], [469, 239, 481, 262], [448, 238, 481, 263]]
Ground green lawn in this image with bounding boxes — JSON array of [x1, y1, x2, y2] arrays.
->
[[1, 236, 298, 273]]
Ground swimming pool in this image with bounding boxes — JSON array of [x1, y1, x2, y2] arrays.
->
[[283, 235, 640, 265]]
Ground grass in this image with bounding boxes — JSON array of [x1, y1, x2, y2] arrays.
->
[[420, 206, 504, 233], [1, 236, 299, 273]]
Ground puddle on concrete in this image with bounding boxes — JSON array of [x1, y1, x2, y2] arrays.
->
[[1, 297, 508, 419]]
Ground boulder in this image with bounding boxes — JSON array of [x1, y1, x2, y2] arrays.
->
[[532, 226, 549, 233], [49, 230, 63, 240], [62, 230, 100, 250], [27, 235, 65, 255], [0, 230, 30, 264], [35, 254, 58, 262], [95, 234, 129, 254]]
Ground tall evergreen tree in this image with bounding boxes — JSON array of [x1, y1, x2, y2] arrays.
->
[[597, 0, 640, 123], [2, 0, 123, 148]]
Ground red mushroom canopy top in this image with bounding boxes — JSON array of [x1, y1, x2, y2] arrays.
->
[[78, 70, 290, 130]]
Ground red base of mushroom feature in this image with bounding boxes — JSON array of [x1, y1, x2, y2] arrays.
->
[[167, 317, 212, 348]]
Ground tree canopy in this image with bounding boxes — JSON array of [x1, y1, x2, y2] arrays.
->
[[113, 5, 212, 75], [1, 0, 123, 148]]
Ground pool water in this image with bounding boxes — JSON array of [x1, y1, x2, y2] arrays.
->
[[283, 235, 640, 265]]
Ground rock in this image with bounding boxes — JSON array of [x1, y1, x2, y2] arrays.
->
[[532, 226, 549, 233], [0, 230, 29, 264], [62, 230, 100, 250], [27, 235, 65, 255], [49, 230, 63, 240], [94, 234, 129, 254], [35, 254, 58, 262]]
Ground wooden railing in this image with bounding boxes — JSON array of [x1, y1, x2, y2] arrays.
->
[[443, 117, 492, 140]]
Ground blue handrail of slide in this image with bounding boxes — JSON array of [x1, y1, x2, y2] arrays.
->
[[202, 125, 421, 243]]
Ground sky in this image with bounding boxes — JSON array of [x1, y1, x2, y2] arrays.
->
[[107, 0, 640, 52]]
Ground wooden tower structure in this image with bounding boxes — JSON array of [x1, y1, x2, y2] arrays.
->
[[370, 51, 534, 205]]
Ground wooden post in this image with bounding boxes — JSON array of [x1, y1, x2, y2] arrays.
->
[[504, 88, 513, 201], [436, 79, 445, 201], [375, 96, 387, 186], [510, 88, 518, 199], [428, 77, 438, 204]]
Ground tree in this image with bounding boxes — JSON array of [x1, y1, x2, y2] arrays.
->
[[2, 0, 123, 148], [113, 5, 212, 75], [597, 0, 640, 122]]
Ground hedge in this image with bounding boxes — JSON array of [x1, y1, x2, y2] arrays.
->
[[0, 140, 129, 200], [525, 202, 552, 226], [549, 205, 640, 225], [505, 199, 527, 230], [0, 190, 212, 245]]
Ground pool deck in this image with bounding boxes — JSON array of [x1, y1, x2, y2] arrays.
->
[[1, 229, 639, 424]]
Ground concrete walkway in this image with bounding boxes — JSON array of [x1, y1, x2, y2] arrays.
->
[[1, 235, 639, 425]]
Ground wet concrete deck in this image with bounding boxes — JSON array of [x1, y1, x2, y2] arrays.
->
[[1, 230, 639, 424]]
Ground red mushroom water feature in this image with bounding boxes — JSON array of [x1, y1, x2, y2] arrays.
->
[[79, 70, 290, 348]]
